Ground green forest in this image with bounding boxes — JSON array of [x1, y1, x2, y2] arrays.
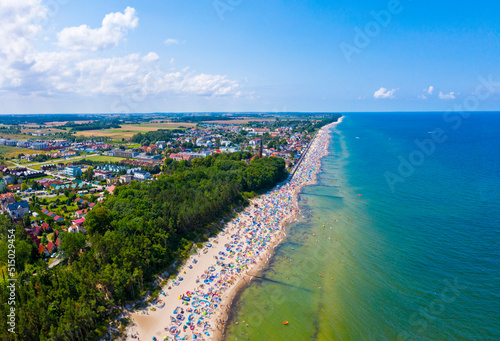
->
[[0, 153, 287, 340]]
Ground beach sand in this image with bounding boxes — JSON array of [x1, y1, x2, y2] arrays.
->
[[125, 117, 343, 341]]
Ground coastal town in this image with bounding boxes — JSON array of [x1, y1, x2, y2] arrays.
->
[[0, 113, 339, 340]]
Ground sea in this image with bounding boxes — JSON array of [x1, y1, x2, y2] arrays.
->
[[225, 112, 500, 341]]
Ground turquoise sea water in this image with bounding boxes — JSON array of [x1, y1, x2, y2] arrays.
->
[[225, 113, 500, 341]]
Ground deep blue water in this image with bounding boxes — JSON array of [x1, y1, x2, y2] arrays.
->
[[226, 112, 500, 340]]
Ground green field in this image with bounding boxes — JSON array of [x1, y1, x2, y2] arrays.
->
[[26, 155, 127, 170], [82, 155, 127, 163], [0, 145, 39, 158]]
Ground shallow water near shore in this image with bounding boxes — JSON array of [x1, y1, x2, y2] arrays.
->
[[225, 113, 500, 340]]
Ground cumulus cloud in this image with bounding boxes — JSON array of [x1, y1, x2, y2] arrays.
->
[[374, 87, 398, 99], [0, 4, 242, 102], [438, 91, 456, 100], [57, 7, 138, 51], [164, 38, 179, 45], [142, 52, 160, 62], [0, 0, 47, 90], [419, 86, 434, 99]]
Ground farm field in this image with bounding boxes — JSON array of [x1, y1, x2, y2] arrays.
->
[[74, 123, 195, 138], [45, 121, 92, 126], [21, 127, 66, 134], [0, 132, 34, 141]]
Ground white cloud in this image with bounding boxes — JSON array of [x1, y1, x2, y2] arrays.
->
[[57, 7, 138, 51], [164, 38, 179, 45], [0, 4, 242, 102], [142, 52, 159, 62], [419, 86, 435, 99], [374, 87, 398, 99], [27, 52, 240, 98], [438, 91, 456, 100]]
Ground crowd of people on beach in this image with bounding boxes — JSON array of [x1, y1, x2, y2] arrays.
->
[[151, 124, 334, 341]]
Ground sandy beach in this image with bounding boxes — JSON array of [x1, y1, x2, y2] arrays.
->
[[125, 117, 343, 341]]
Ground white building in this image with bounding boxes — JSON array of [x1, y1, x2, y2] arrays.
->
[[133, 171, 151, 181]]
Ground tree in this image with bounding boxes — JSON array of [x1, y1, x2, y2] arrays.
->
[[85, 206, 113, 236], [21, 182, 29, 191], [59, 231, 86, 263], [84, 167, 94, 182], [22, 212, 31, 228]]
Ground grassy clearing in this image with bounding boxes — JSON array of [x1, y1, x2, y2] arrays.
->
[[26, 155, 126, 169], [0, 145, 42, 159], [82, 155, 127, 163]]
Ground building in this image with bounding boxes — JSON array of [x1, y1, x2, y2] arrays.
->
[[32, 142, 48, 150], [119, 174, 133, 184], [4, 139, 18, 146], [0, 193, 15, 210], [94, 170, 113, 180], [75, 209, 88, 218], [169, 153, 192, 161], [68, 224, 87, 234], [17, 140, 31, 148], [168, 152, 206, 161], [64, 166, 82, 178], [111, 149, 138, 158], [72, 218, 85, 226], [133, 170, 151, 181], [7, 201, 29, 218], [3, 175, 14, 185]]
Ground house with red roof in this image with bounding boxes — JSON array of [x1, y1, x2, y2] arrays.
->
[[75, 209, 88, 218], [68, 224, 86, 234], [47, 241, 56, 253], [34, 225, 43, 236], [41, 222, 51, 232], [53, 215, 64, 223], [38, 244, 49, 257], [72, 218, 85, 226], [0, 193, 16, 211]]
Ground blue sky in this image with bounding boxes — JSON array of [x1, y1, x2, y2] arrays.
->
[[1, 0, 499, 114]]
